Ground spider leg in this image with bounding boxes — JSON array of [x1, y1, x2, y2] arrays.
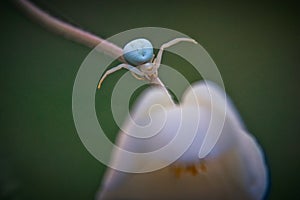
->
[[127, 65, 145, 77], [130, 71, 146, 80], [97, 63, 144, 89], [154, 38, 197, 69]]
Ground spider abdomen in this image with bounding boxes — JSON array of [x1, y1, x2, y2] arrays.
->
[[123, 38, 153, 65]]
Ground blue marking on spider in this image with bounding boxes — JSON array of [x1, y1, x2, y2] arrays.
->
[[123, 38, 153, 66]]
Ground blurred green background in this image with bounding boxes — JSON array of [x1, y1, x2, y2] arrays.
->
[[0, 0, 299, 199]]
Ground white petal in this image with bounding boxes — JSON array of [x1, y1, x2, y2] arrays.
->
[[183, 80, 246, 130], [97, 81, 268, 200]]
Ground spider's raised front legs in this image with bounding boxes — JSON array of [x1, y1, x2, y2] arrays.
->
[[97, 63, 144, 89], [154, 38, 197, 69]]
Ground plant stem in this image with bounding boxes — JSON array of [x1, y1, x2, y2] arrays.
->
[[14, 0, 123, 59]]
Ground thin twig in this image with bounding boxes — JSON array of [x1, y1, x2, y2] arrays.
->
[[14, 0, 123, 59]]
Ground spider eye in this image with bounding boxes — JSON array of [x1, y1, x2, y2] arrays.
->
[[123, 38, 153, 65]]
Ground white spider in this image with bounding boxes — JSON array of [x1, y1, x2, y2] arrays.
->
[[97, 38, 197, 89]]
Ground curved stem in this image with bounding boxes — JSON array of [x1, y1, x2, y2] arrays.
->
[[14, 0, 123, 59]]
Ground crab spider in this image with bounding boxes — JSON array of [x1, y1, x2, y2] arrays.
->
[[97, 38, 197, 89]]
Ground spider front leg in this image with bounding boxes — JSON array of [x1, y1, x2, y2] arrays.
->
[[97, 63, 144, 89], [153, 38, 197, 68]]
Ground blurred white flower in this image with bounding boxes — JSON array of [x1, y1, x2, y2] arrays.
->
[[97, 81, 268, 200]]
